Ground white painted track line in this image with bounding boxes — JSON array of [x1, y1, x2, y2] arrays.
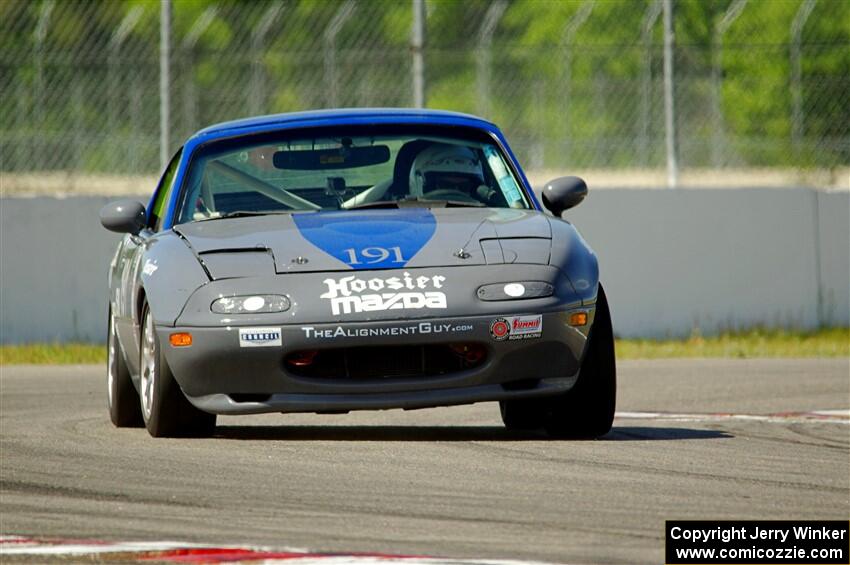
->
[[0, 536, 558, 564], [616, 409, 849, 424]]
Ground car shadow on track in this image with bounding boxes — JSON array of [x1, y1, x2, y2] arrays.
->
[[605, 427, 732, 441], [211, 425, 732, 442]]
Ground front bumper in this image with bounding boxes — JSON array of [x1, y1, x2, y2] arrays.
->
[[161, 309, 594, 415]]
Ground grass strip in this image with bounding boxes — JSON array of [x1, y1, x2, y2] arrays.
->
[[1, 343, 106, 365], [1, 328, 847, 365], [616, 327, 849, 359]]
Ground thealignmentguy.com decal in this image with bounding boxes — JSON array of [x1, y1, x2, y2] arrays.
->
[[300, 321, 473, 339]]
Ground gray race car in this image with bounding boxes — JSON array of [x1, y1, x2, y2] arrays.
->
[[100, 109, 615, 438]]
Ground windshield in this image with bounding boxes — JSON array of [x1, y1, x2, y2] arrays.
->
[[176, 128, 530, 224]]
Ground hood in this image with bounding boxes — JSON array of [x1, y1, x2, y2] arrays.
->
[[173, 208, 552, 279]]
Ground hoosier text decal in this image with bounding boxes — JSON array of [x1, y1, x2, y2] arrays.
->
[[320, 272, 447, 315]]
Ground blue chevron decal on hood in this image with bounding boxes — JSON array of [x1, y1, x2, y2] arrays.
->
[[292, 209, 437, 270]]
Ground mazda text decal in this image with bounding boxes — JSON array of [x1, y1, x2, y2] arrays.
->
[[320, 272, 447, 315], [489, 315, 543, 341], [301, 322, 472, 339]]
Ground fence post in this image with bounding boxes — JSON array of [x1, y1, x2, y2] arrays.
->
[[15, 81, 27, 170], [531, 79, 545, 170], [641, 0, 662, 168], [130, 74, 142, 173], [791, 0, 817, 161], [662, 0, 677, 188], [711, 0, 747, 168], [110, 6, 143, 172], [251, 2, 284, 115], [411, 0, 426, 108], [182, 6, 219, 135], [324, 0, 356, 108], [160, 0, 172, 171], [475, 0, 507, 119], [33, 0, 54, 170], [73, 81, 84, 172], [560, 1, 594, 166]]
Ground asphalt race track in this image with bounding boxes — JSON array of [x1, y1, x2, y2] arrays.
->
[[1, 358, 848, 564]]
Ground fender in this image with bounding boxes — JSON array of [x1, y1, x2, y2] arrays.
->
[[547, 217, 599, 305], [137, 231, 210, 327]]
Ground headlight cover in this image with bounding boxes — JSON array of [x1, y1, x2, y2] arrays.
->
[[211, 294, 290, 314], [476, 281, 554, 301]]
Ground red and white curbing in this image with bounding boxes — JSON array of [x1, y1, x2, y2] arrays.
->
[[615, 409, 850, 424], [0, 536, 555, 564]]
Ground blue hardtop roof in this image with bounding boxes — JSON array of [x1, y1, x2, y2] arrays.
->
[[192, 108, 499, 140], [158, 108, 541, 228]]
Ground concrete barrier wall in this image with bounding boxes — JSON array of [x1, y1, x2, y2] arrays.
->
[[1, 196, 124, 343], [817, 190, 850, 327], [561, 188, 848, 337], [1, 189, 847, 343]]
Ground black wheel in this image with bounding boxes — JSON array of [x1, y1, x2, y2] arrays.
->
[[107, 306, 143, 427], [139, 303, 216, 438], [544, 284, 617, 439], [499, 398, 546, 431]]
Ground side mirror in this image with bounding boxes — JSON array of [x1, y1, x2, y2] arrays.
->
[[541, 176, 587, 216], [100, 200, 147, 234]]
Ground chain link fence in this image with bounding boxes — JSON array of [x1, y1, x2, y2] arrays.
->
[[1, 0, 848, 194]]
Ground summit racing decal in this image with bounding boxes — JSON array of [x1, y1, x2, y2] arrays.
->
[[490, 315, 543, 341], [320, 272, 447, 315], [301, 322, 472, 339]]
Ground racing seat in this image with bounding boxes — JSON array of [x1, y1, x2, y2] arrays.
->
[[387, 140, 430, 200]]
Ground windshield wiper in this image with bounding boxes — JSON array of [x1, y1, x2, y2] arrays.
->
[[196, 210, 297, 222], [346, 198, 485, 210], [345, 201, 402, 210], [418, 198, 485, 208]]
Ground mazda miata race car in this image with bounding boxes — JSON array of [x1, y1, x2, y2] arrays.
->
[[101, 109, 615, 438]]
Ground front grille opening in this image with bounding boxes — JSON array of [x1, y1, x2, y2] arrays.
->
[[229, 393, 272, 403], [284, 343, 487, 380]]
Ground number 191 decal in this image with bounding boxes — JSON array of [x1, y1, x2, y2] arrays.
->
[[343, 246, 406, 265]]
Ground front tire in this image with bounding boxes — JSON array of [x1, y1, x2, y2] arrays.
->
[[107, 306, 143, 427], [544, 284, 617, 439], [139, 303, 216, 437], [499, 398, 546, 431]]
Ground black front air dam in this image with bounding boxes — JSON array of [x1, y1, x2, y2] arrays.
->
[[186, 378, 577, 415], [162, 309, 593, 414]]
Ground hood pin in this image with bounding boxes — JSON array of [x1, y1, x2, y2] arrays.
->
[[292, 256, 308, 264], [454, 249, 471, 259]]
